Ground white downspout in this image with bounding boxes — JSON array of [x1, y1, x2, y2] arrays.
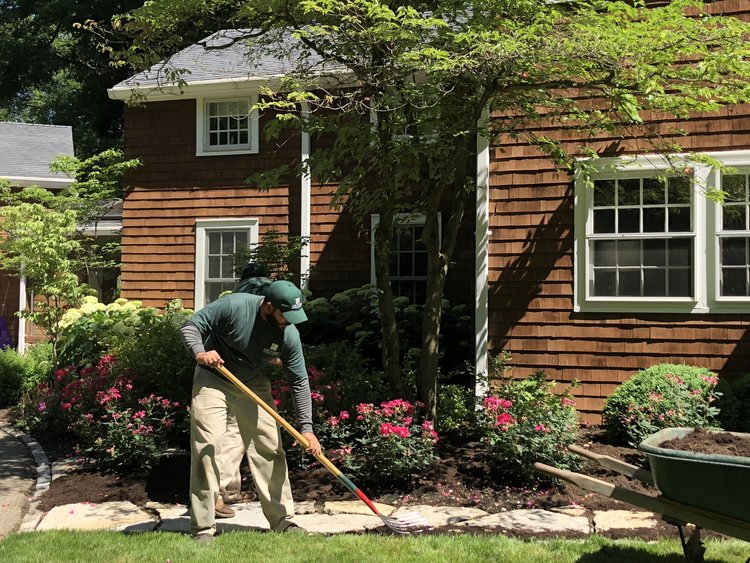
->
[[17, 275, 26, 355], [475, 107, 490, 400], [300, 102, 311, 290]]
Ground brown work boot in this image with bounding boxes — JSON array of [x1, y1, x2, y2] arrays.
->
[[215, 497, 235, 519], [221, 489, 255, 505]]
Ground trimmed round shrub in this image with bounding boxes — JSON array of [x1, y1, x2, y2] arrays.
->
[[602, 363, 720, 447]]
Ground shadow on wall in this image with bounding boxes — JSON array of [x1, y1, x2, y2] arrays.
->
[[489, 188, 574, 344]]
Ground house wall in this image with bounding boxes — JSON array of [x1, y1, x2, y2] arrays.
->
[[120, 100, 475, 309], [487, 0, 750, 423]]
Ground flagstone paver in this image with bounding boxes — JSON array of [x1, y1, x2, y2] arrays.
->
[[323, 500, 396, 517], [593, 510, 660, 532], [36, 501, 155, 532], [392, 505, 489, 527], [457, 509, 591, 534]]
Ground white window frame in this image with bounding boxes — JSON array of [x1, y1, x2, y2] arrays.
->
[[196, 95, 259, 157], [575, 151, 750, 314], [194, 218, 259, 309], [370, 213, 440, 302]]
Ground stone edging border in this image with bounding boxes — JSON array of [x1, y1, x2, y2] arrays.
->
[[0, 421, 51, 531]]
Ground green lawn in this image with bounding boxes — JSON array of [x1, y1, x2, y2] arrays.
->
[[0, 531, 747, 562]]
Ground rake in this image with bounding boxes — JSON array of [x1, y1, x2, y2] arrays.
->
[[214, 364, 431, 534]]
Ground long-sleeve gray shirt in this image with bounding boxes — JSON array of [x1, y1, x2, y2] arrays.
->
[[180, 293, 313, 433]]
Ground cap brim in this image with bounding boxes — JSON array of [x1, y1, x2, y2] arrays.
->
[[282, 308, 308, 324]]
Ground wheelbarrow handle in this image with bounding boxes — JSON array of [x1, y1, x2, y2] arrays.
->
[[568, 444, 654, 485]]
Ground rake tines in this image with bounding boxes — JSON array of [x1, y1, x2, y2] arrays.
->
[[378, 510, 433, 534]]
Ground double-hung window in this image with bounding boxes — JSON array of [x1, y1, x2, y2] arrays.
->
[[575, 151, 750, 313], [194, 218, 258, 308], [196, 96, 259, 156], [371, 213, 438, 305]]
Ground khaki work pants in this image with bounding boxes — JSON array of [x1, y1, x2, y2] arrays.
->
[[189, 367, 295, 536], [219, 411, 246, 494]]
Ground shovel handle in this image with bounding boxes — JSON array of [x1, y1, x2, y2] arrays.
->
[[213, 364, 341, 476]]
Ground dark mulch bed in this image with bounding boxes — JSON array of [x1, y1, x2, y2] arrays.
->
[[32, 425, 696, 540]]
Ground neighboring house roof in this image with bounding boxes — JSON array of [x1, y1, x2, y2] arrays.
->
[[0, 122, 74, 189], [109, 29, 342, 100]]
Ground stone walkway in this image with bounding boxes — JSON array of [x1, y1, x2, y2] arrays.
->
[[0, 417, 665, 538]]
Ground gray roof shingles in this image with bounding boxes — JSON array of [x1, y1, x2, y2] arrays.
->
[[0, 122, 74, 182]]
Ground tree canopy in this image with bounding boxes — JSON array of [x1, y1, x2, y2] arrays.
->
[[0, 0, 150, 156], [106, 0, 750, 416]]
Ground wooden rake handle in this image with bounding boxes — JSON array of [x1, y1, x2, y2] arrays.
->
[[213, 364, 341, 476]]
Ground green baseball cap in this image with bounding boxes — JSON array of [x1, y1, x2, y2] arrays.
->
[[265, 280, 308, 324]]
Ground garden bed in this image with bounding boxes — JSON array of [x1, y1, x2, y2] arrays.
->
[[34, 426, 675, 533]]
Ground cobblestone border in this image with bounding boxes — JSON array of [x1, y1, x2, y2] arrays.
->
[[0, 421, 51, 531]]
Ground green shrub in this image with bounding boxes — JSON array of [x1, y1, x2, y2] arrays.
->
[[0, 347, 24, 405], [111, 300, 195, 407], [602, 363, 720, 446], [0, 344, 54, 406], [715, 374, 750, 432], [477, 370, 581, 483], [57, 297, 195, 408], [300, 285, 472, 375], [437, 383, 476, 434]]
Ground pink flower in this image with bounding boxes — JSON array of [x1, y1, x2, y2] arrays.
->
[[356, 403, 374, 416], [61, 402, 72, 411], [379, 423, 410, 438], [310, 391, 324, 402], [133, 411, 146, 420], [561, 397, 576, 407], [495, 412, 515, 427], [37, 402, 46, 413], [328, 416, 339, 427], [339, 410, 350, 420]]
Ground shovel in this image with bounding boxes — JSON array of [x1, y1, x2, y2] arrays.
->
[[214, 364, 431, 534]]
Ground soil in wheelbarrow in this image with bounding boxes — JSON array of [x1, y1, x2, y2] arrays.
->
[[659, 428, 750, 457], [35, 425, 693, 540]]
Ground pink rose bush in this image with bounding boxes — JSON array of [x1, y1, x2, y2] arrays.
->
[[477, 370, 581, 483], [14, 355, 184, 470], [273, 366, 437, 486]]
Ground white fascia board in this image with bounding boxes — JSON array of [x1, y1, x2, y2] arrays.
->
[[2, 176, 73, 189], [108, 75, 286, 101]]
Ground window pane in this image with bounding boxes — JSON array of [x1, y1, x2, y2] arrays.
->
[[619, 270, 641, 296], [593, 240, 616, 267], [643, 270, 666, 296], [235, 232, 248, 246], [643, 239, 666, 266], [642, 178, 664, 205], [723, 174, 746, 202], [222, 256, 233, 277], [594, 180, 615, 206], [723, 205, 746, 230], [618, 179, 640, 206], [594, 209, 615, 233], [414, 253, 427, 276], [229, 131, 238, 144], [722, 268, 747, 296], [399, 230, 413, 251], [668, 270, 691, 297], [240, 131, 249, 144], [618, 240, 640, 267], [389, 253, 398, 275], [722, 238, 747, 266], [208, 232, 221, 254], [210, 133, 218, 145], [668, 239, 691, 267], [206, 282, 222, 303], [619, 209, 640, 233], [399, 253, 413, 276], [668, 176, 691, 204], [668, 207, 691, 232], [208, 256, 220, 278], [643, 208, 665, 232], [222, 232, 234, 254], [593, 269, 616, 296]]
